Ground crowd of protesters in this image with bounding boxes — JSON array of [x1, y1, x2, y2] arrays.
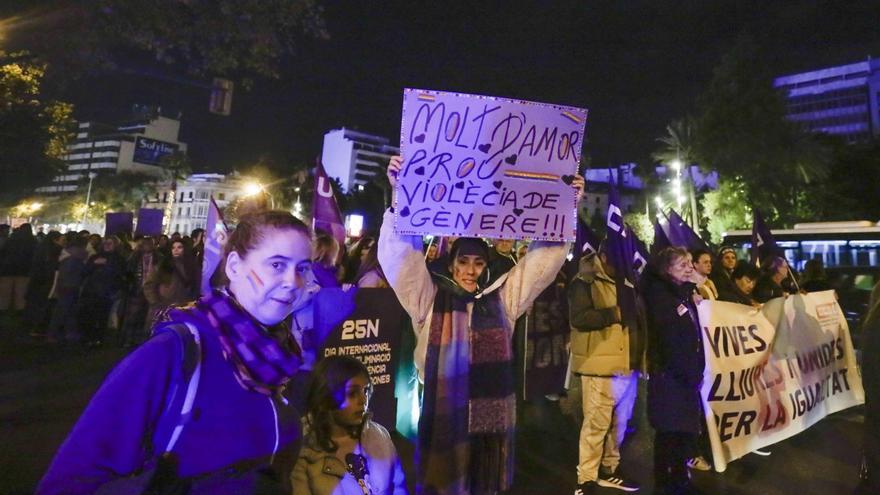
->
[[9, 156, 875, 495], [0, 223, 205, 348]]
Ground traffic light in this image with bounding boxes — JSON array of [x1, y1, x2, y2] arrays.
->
[[209, 78, 234, 116]]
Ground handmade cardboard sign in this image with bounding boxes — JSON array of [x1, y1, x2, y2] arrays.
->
[[395, 89, 587, 241]]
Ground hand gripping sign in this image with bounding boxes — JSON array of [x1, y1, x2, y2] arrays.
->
[[394, 89, 587, 241]]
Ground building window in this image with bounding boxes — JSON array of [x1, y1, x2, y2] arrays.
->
[[174, 224, 179, 233], [177, 207, 182, 216], [188, 191, 193, 199], [186, 207, 191, 216], [162, 192, 168, 202]]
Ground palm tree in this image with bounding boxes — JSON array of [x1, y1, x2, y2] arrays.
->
[[653, 117, 702, 232]]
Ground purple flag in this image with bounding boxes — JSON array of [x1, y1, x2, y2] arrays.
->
[[105, 212, 133, 237], [626, 225, 649, 284], [313, 161, 346, 249], [651, 217, 672, 255], [201, 198, 228, 296], [667, 209, 709, 252], [575, 215, 601, 262], [606, 175, 639, 329], [750, 210, 782, 266], [135, 208, 164, 237]]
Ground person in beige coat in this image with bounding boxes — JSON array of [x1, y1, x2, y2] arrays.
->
[[568, 245, 646, 494], [292, 356, 407, 495]]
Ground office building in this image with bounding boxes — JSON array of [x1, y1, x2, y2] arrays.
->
[[321, 128, 399, 192], [37, 108, 188, 194], [142, 172, 249, 235], [774, 58, 880, 143]]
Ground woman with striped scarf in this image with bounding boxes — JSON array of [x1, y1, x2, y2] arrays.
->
[[379, 156, 583, 494]]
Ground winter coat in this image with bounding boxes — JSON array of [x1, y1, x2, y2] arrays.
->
[[716, 282, 756, 307], [50, 246, 88, 298], [567, 255, 645, 376], [38, 310, 302, 495], [80, 251, 124, 301], [291, 421, 407, 495], [643, 268, 705, 434], [0, 230, 37, 276], [754, 276, 785, 303], [377, 209, 569, 381], [26, 240, 63, 300]]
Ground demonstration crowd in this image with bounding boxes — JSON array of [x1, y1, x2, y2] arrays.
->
[[2, 157, 876, 495]]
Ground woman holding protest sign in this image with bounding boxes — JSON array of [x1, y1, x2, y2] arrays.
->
[[39, 210, 316, 495], [643, 246, 706, 495], [378, 155, 583, 494]]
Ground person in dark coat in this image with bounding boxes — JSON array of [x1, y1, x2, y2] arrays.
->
[[78, 237, 125, 347], [709, 246, 738, 303], [0, 223, 38, 313], [753, 256, 792, 303], [144, 239, 200, 329], [643, 246, 705, 495], [717, 261, 761, 307], [859, 280, 880, 493], [47, 235, 89, 344], [25, 231, 65, 335], [120, 237, 158, 347], [800, 259, 831, 293]]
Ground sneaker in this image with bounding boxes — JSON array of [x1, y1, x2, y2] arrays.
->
[[598, 468, 640, 492], [574, 481, 599, 495], [687, 456, 711, 471], [752, 448, 772, 456]]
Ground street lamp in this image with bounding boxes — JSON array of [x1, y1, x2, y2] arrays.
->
[[80, 172, 97, 229]]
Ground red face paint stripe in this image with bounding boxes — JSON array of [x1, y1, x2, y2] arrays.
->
[[249, 269, 265, 287]]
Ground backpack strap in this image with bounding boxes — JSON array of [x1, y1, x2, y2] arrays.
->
[[151, 323, 202, 455]]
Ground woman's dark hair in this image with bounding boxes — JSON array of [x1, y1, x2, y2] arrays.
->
[[157, 240, 199, 287], [800, 258, 826, 283], [653, 246, 690, 278], [345, 236, 375, 281], [449, 237, 489, 261], [225, 210, 311, 259], [760, 256, 788, 276], [732, 261, 760, 281], [305, 356, 371, 452], [312, 232, 339, 267], [690, 248, 712, 264], [354, 240, 386, 285]]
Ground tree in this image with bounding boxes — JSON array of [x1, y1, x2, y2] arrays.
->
[[10, 1, 328, 89], [89, 172, 162, 213], [693, 36, 831, 227], [0, 51, 74, 201], [653, 117, 702, 229], [700, 177, 751, 245]]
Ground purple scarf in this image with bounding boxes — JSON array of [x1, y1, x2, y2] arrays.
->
[[162, 290, 302, 396], [417, 284, 515, 495]]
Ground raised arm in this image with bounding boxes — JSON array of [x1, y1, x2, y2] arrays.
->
[[377, 155, 437, 327], [498, 174, 584, 325]]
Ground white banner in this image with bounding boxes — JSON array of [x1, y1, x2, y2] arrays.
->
[[698, 291, 864, 471]]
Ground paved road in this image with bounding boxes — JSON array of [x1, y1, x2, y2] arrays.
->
[[0, 313, 865, 494]]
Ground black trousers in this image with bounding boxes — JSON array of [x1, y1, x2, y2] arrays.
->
[[654, 431, 697, 493]]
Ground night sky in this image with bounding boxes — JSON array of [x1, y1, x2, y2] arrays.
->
[[14, 1, 880, 174]]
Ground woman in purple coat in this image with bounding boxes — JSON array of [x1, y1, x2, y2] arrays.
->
[[38, 211, 319, 494]]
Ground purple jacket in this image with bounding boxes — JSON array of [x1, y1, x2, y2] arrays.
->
[[38, 312, 302, 494]]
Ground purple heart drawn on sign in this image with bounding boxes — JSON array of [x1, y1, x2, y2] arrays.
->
[[455, 181, 464, 189], [478, 143, 491, 153], [505, 154, 517, 165], [492, 180, 503, 189], [513, 208, 524, 216], [414, 166, 425, 176], [399, 206, 410, 217], [414, 134, 426, 143], [561, 174, 574, 185]]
